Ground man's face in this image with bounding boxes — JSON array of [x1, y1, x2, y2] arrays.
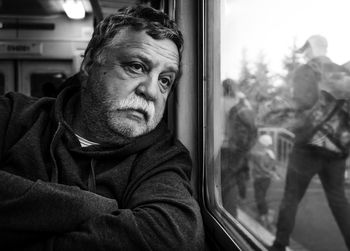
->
[[83, 28, 179, 138]]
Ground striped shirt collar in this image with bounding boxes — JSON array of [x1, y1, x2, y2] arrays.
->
[[75, 134, 99, 147]]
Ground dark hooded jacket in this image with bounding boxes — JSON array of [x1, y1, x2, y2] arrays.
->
[[0, 75, 204, 250]]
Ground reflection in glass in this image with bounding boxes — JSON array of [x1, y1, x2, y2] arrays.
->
[[220, 78, 257, 217], [217, 0, 350, 250]]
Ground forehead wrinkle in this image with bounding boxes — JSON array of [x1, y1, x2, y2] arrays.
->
[[108, 28, 179, 55], [105, 28, 179, 62], [108, 39, 179, 73]]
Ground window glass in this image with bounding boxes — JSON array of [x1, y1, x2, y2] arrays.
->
[[0, 73, 4, 95], [30, 73, 67, 98], [213, 0, 350, 250]]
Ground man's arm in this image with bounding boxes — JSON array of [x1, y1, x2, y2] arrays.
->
[[0, 170, 118, 242], [1, 156, 204, 251], [48, 163, 204, 251]]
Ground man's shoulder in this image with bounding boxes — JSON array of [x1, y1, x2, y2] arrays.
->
[[134, 134, 192, 176], [0, 92, 57, 153], [2, 91, 53, 106], [1, 92, 56, 126], [294, 62, 317, 76], [157, 136, 191, 163], [3, 91, 36, 102], [307, 56, 346, 74]]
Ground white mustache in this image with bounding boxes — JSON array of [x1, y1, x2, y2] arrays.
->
[[115, 95, 155, 120]]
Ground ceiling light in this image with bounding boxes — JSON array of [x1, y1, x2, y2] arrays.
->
[[62, 0, 85, 20]]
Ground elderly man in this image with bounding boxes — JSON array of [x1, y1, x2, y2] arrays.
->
[[0, 5, 204, 250], [270, 35, 350, 251]]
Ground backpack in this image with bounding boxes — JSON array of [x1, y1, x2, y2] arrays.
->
[[294, 59, 350, 154]]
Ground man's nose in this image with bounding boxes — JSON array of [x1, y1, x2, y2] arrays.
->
[[135, 74, 158, 101]]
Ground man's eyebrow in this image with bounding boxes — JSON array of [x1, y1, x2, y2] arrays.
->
[[134, 54, 152, 66], [133, 53, 179, 73], [165, 64, 179, 74]]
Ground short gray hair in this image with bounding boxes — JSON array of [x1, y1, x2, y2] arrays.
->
[[80, 5, 183, 78]]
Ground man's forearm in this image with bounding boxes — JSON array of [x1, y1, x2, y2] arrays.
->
[[0, 169, 118, 238]]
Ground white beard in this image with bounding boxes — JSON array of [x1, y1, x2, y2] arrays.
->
[[105, 94, 159, 137]]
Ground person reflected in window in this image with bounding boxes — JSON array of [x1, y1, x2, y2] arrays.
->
[[221, 78, 257, 217], [249, 134, 278, 230], [0, 5, 204, 250], [270, 35, 350, 251]]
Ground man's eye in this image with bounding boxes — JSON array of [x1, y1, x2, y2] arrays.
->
[[127, 63, 145, 73], [159, 77, 173, 89]]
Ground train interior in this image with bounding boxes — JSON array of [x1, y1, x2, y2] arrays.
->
[[2, 1, 350, 251]]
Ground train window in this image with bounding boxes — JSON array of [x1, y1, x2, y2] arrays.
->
[[0, 61, 15, 94], [0, 73, 4, 95], [203, 0, 350, 250], [18, 60, 73, 97], [30, 73, 67, 98]]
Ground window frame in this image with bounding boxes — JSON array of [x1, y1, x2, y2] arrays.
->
[[198, 0, 269, 250]]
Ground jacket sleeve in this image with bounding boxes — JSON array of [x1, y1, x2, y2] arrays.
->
[[0, 170, 119, 244], [48, 157, 205, 251], [292, 64, 319, 111]]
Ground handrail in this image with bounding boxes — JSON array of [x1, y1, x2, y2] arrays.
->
[[89, 0, 103, 23]]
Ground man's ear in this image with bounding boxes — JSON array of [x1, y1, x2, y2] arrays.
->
[[79, 49, 93, 82], [79, 54, 92, 88], [79, 71, 89, 89]]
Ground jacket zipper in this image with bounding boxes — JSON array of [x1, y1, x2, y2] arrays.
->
[[49, 122, 63, 183]]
